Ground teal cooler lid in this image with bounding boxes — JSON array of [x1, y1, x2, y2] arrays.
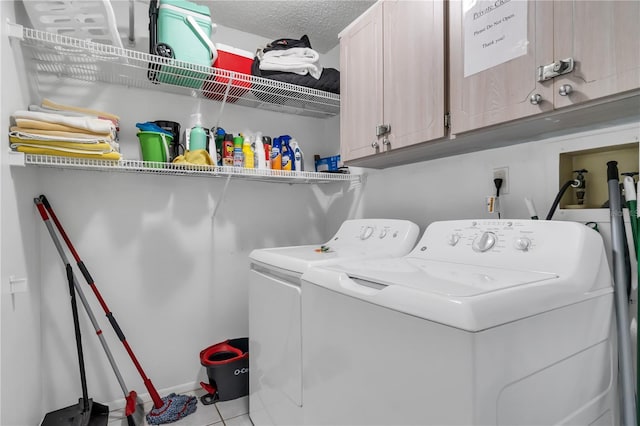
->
[[160, 0, 211, 17]]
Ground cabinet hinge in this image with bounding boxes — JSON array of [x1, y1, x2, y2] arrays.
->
[[444, 113, 450, 128], [537, 58, 574, 82]]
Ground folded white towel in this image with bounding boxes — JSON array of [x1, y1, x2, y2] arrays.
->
[[9, 130, 111, 144], [260, 47, 323, 79], [13, 110, 116, 135]]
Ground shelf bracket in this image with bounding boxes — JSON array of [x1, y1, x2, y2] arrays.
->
[[6, 21, 24, 40], [8, 151, 26, 167]]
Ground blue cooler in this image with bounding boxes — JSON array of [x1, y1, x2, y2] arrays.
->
[[151, 0, 217, 89]]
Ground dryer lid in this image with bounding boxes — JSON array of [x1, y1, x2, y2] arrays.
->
[[249, 219, 420, 274], [250, 245, 358, 275]]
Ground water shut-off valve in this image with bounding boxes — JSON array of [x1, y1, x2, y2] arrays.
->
[[572, 169, 588, 205]]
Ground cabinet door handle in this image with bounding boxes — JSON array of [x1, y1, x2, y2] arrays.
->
[[529, 93, 542, 105], [558, 84, 572, 96], [371, 140, 379, 149]]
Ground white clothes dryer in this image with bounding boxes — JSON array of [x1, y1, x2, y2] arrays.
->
[[301, 219, 617, 425], [248, 219, 420, 426]]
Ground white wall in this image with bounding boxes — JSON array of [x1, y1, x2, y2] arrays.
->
[[1, 2, 43, 425], [1, 4, 355, 423]]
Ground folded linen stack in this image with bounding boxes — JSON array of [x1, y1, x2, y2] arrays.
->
[[258, 35, 323, 79], [259, 47, 323, 79], [9, 99, 121, 161]]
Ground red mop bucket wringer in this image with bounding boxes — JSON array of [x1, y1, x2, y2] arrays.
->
[[199, 338, 249, 405]]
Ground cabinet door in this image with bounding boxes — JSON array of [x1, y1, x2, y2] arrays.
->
[[340, 2, 384, 163], [449, 0, 554, 135], [553, 0, 640, 109], [383, 0, 445, 150]]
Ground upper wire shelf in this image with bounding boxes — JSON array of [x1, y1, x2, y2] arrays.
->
[[10, 152, 359, 184], [8, 23, 340, 119]]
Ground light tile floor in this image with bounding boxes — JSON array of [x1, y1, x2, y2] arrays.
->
[[107, 390, 252, 426]]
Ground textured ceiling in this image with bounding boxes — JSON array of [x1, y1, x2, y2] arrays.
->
[[197, 1, 376, 53]]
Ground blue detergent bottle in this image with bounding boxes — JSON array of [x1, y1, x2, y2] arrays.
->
[[271, 136, 282, 170], [280, 135, 293, 171]]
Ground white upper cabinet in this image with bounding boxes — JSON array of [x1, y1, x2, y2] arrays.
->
[[449, 0, 640, 136], [340, 0, 446, 164], [552, 1, 640, 109]]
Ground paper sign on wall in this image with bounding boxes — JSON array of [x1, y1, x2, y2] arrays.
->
[[463, 0, 528, 77]]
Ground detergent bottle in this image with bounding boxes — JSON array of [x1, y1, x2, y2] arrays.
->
[[189, 113, 207, 151], [222, 134, 234, 166], [291, 138, 303, 171], [254, 132, 266, 170], [263, 136, 272, 169], [243, 136, 254, 169], [213, 127, 225, 165], [271, 136, 282, 170], [233, 135, 244, 167], [281, 135, 292, 171]]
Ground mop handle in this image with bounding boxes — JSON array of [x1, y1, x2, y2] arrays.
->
[[39, 195, 164, 409], [34, 200, 133, 399], [606, 162, 637, 426], [66, 263, 90, 412]]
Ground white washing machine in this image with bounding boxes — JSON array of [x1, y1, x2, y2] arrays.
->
[[301, 219, 618, 425], [248, 219, 420, 426]]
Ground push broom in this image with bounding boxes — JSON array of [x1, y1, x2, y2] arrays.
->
[[35, 198, 144, 425], [37, 195, 197, 424]]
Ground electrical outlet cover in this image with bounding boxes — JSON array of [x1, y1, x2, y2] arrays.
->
[[493, 167, 509, 194]]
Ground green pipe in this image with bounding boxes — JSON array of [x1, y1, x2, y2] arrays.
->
[[624, 177, 638, 251], [627, 176, 640, 422]]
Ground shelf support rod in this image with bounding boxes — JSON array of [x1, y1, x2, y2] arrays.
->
[[128, 0, 136, 47], [211, 174, 232, 220]]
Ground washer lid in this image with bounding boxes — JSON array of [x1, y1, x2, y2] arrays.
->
[[303, 257, 611, 331], [342, 258, 558, 297]]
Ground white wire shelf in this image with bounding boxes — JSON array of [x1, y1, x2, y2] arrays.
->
[[8, 23, 340, 119], [10, 152, 359, 184]]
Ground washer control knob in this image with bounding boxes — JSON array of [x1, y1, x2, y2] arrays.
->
[[448, 233, 461, 246], [472, 232, 497, 252], [360, 226, 374, 240], [379, 228, 388, 239], [514, 237, 532, 251]]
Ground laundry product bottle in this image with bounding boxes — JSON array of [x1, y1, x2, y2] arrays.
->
[[233, 135, 244, 167], [263, 136, 272, 169], [271, 136, 282, 170], [281, 135, 292, 171], [213, 127, 226, 165], [254, 132, 266, 170], [291, 138, 304, 171], [243, 136, 254, 169], [189, 113, 207, 151], [223, 134, 234, 166]]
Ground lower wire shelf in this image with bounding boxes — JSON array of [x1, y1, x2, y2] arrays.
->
[[9, 152, 359, 184]]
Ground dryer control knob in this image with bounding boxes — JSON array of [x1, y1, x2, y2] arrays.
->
[[360, 226, 374, 240], [514, 237, 532, 251], [379, 228, 388, 239], [447, 233, 461, 246], [472, 232, 497, 252]]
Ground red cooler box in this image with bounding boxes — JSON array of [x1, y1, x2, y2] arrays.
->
[[203, 44, 253, 102]]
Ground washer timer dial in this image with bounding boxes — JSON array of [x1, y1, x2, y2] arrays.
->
[[472, 231, 497, 252]]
